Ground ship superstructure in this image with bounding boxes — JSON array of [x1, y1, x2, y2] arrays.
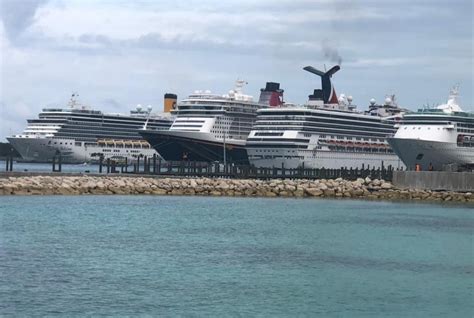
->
[[8, 94, 173, 163], [246, 66, 405, 169], [140, 80, 284, 163], [388, 87, 474, 171]]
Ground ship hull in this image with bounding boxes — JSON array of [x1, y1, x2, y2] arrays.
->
[[140, 130, 249, 164], [7, 137, 159, 164], [387, 138, 474, 171], [247, 147, 404, 170], [7, 137, 58, 162]]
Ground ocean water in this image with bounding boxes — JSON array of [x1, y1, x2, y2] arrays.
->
[[0, 196, 472, 317]]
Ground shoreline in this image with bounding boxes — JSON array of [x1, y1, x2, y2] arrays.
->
[[0, 175, 472, 204]]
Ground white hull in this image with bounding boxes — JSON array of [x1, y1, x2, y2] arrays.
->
[[248, 148, 404, 169], [7, 137, 159, 163], [387, 138, 474, 170]]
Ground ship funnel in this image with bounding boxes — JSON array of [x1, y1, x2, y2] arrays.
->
[[303, 65, 340, 104], [164, 93, 177, 112], [258, 82, 284, 107]]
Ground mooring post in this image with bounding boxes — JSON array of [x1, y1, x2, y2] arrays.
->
[[52, 155, 56, 172], [99, 155, 103, 174], [58, 153, 62, 172]]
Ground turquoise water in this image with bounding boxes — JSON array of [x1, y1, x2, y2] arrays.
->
[[0, 196, 472, 317]]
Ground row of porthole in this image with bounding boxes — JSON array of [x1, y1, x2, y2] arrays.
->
[[253, 149, 296, 153], [404, 126, 441, 130]]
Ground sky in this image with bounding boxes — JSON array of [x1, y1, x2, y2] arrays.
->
[[0, 0, 472, 141]]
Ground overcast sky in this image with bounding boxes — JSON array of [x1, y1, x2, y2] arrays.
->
[[0, 0, 472, 141]]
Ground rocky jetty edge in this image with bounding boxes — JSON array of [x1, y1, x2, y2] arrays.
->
[[0, 175, 472, 203]]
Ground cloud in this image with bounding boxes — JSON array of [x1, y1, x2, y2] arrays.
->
[[0, 0, 49, 42]]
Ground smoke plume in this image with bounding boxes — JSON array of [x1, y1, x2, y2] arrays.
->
[[321, 40, 342, 66]]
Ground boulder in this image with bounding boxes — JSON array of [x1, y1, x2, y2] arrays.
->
[[381, 182, 392, 189]]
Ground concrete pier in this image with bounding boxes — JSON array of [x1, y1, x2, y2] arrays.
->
[[392, 171, 474, 192]]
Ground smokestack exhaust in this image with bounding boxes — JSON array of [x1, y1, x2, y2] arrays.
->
[[303, 65, 340, 104]]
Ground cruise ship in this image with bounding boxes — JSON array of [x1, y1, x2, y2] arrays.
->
[[388, 87, 474, 171], [8, 94, 173, 163], [246, 65, 406, 169], [139, 80, 284, 164]]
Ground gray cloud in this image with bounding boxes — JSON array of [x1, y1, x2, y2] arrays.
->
[[0, 0, 49, 41]]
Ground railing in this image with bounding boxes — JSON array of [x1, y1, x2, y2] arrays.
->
[[113, 155, 395, 181], [3, 154, 396, 181]]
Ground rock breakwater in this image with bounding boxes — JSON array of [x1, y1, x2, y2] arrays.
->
[[0, 175, 472, 203]]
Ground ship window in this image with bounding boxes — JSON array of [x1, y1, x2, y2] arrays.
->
[[416, 153, 424, 160]]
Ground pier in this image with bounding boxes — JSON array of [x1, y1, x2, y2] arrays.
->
[[393, 171, 474, 192], [1, 155, 396, 181]]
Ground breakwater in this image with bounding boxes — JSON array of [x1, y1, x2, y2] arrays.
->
[[0, 175, 472, 203]]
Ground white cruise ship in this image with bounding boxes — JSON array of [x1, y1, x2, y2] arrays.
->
[[140, 80, 284, 164], [388, 87, 474, 171], [246, 65, 406, 170], [8, 94, 173, 163]]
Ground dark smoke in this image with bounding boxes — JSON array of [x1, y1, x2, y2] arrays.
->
[[322, 40, 342, 66]]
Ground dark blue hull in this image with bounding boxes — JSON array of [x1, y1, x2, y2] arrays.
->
[[140, 130, 249, 164]]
